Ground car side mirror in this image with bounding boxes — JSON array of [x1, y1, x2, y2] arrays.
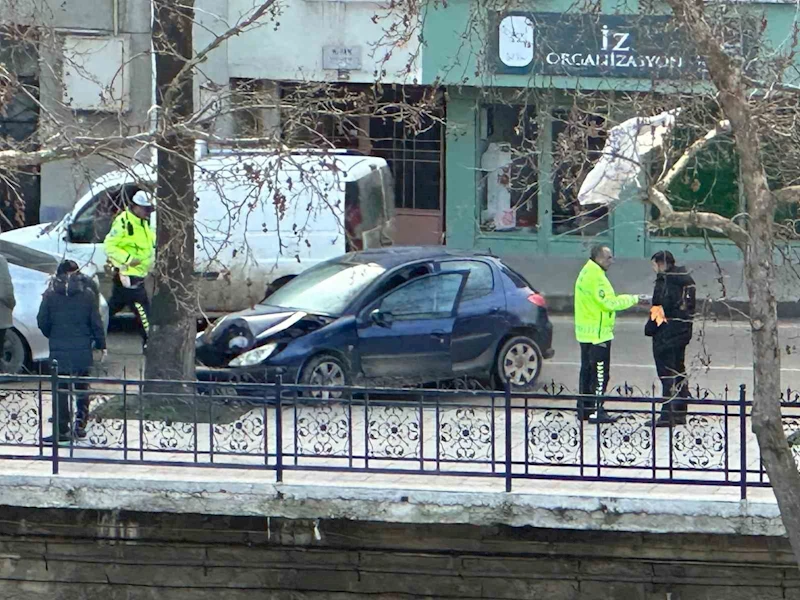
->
[[370, 308, 393, 328], [66, 223, 76, 242]]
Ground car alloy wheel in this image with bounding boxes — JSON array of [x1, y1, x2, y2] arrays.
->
[[302, 354, 349, 399], [497, 336, 542, 391]]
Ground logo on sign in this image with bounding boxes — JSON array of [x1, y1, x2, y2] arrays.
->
[[499, 16, 534, 68]]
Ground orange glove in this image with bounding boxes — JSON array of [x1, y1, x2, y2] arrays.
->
[[650, 305, 667, 326]]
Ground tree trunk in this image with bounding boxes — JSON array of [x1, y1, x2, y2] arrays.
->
[[145, 0, 196, 383], [715, 42, 800, 579], [665, 0, 800, 566]]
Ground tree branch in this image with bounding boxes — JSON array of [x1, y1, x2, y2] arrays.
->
[[648, 187, 749, 247], [773, 185, 800, 204], [162, 0, 280, 107], [0, 132, 155, 168], [657, 120, 731, 191]]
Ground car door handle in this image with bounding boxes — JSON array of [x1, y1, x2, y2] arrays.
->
[[431, 330, 446, 343]]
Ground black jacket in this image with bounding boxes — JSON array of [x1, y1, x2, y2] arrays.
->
[[37, 273, 106, 373], [645, 265, 696, 352]]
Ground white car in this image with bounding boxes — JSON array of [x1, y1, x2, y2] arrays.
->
[[0, 240, 109, 374]]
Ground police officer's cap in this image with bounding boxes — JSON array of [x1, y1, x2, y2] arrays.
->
[[132, 191, 154, 209]]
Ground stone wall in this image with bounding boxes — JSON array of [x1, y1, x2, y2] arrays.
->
[[0, 505, 797, 599]]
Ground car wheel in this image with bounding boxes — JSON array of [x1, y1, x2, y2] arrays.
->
[[300, 354, 350, 399], [2, 329, 27, 374], [496, 335, 542, 391]]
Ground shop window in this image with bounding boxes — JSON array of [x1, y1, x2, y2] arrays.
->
[[551, 109, 609, 236], [653, 132, 741, 238], [479, 104, 538, 233]]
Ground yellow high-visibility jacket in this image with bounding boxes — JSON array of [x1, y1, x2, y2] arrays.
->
[[103, 210, 155, 277], [574, 260, 637, 344]]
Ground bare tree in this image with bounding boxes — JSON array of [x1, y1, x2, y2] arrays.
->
[[423, 0, 800, 562], [657, 0, 800, 567]]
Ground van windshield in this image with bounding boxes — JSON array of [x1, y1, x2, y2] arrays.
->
[[345, 165, 395, 251]]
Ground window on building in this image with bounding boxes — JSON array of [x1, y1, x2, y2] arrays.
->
[[370, 101, 443, 212], [235, 82, 444, 219], [230, 78, 279, 138], [279, 83, 363, 149], [551, 108, 609, 236], [479, 104, 538, 233]]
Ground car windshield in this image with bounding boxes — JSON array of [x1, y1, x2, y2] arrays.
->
[[262, 261, 387, 315]]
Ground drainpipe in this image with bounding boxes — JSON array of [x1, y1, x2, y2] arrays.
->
[[149, 0, 157, 163], [112, 0, 120, 36]]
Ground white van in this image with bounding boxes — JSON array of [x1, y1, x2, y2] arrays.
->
[[0, 149, 395, 313]]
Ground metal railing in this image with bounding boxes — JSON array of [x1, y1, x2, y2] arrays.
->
[[0, 370, 797, 498]]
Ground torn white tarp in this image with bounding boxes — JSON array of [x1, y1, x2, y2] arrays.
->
[[577, 109, 679, 206]]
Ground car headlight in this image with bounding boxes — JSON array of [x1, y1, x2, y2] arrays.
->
[[228, 343, 278, 367]]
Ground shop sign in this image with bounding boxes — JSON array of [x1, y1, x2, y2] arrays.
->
[[496, 13, 749, 79]]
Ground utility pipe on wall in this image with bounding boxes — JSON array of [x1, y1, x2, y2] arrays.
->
[[112, 0, 120, 36]]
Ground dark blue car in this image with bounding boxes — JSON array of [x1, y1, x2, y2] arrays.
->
[[196, 247, 554, 395]]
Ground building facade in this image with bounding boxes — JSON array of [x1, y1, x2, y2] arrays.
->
[[421, 0, 800, 303], [0, 0, 153, 225], [194, 0, 445, 246]]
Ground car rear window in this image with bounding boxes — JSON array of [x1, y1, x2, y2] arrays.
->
[[500, 265, 536, 291]]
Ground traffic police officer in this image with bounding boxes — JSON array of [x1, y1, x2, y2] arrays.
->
[[574, 245, 647, 424], [103, 190, 155, 349]]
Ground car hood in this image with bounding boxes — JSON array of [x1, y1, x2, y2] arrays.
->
[[199, 304, 334, 364]]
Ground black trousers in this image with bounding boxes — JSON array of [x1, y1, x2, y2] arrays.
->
[[108, 273, 150, 343], [56, 369, 91, 434], [578, 341, 611, 412], [654, 343, 691, 413]]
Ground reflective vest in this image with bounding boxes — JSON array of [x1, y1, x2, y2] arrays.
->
[[103, 210, 155, 278], [574, 260, 637, 344]]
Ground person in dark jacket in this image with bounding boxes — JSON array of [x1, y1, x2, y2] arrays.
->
[[37, 260, 107, 442], [646, 251, 696, 427]]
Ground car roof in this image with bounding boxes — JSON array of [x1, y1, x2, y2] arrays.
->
[[331, 246, 498, 269]]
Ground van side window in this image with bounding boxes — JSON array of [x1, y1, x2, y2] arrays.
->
[[69, 185, 133, 244]]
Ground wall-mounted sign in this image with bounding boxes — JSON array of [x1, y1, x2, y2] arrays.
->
[[323, 45, 363, 71], [495, 13, 752, 79]]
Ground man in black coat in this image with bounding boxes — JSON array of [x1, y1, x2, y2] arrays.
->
[[646, 251, 696, 427], [38, 260, 107, 442]]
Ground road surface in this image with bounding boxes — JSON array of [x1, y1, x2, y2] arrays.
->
[[99, 315, 800, 396]]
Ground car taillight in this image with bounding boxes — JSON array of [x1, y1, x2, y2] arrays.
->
[[527, 293, 546, 307]]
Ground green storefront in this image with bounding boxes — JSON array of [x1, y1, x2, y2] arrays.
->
[[420, 1, 799, 299]]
